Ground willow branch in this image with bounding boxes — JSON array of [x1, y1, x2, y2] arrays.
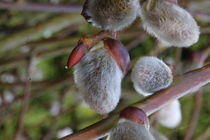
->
[[0, 30, 138, 70], [183, 47, 210, 140], [0, 39, 77, 69], [195, 126, 210, 140], [61, 64, 210, 140], [183, 91, 202, 140], [0, 77, 74, 112], [0, 14, 82, 52], [13, 55, 33, 140], [0, 2, 82, 13]]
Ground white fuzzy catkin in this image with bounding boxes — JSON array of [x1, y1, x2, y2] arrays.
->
[[139, 0, 200, 47], [107, 120, 155, 140], [156, 100, 182, 128], [74, 46, 123, 114], [131, 56, 173, 96], [83, 0, 139, 31]]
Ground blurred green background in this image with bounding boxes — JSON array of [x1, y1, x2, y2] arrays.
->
[[0, 0, 210, 140]]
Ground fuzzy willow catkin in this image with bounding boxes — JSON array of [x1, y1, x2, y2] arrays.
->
[[131, 56, 173, 96], [82, 0, 140, 31], [74, 44, 123, 114], [156, 100, 182, 128], [107, 120, 155, 140], [139, 0, 200, 47]]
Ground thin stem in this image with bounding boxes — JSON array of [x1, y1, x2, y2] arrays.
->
[[61, 64, 210, 140], [174, 48, 183, 74], [183, 91, 203, 140], [79, 31, 115, 48], [13, 55, 33, 140], [0, 14, 82, 52], [195, 126, 210, 140], [183, 47, 210, 140], [0, 2, 82, 13]]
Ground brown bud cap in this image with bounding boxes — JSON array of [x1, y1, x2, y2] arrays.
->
[[66, 42, 88, 68], [104, 38, 130, 74], [120, 106, 149, 130]]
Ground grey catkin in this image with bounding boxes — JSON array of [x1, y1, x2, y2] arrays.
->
[[131, 56, 173, 96], [107, 120, 155, 140], [139, 0, 200, 47], [74, 46, 123, 114], [83, 0, 140, 31]]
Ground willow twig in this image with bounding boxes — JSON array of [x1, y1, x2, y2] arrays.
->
[[183, 91, 202, 140], [0, 14, 82, 52], [0, 2, 82, 13], [13, 55, 33, 140], [0, 77, 74, 113], [183, 46, 210, 140], [195, 126, 210, 140]]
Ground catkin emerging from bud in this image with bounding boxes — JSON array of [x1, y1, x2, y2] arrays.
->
[[139, 0, 200, 47], [131, 56, 173, 96], [156, 100, 182, 128], [108, 120, 155, 140], [82, 0, 140, 31], [74, 44, 123, 114]]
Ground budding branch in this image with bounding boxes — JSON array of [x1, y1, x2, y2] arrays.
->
[[61, 64, 210, 140]]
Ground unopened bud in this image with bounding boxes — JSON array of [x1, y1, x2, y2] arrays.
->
[[120, 106, 149, 130], [82, 0, 140, 31], [107, 120, 155, 140], [156, 100, 182, 128], [74, 44, 123, 114], [131, 56, 173, 96], [140, 0, 200, 47]]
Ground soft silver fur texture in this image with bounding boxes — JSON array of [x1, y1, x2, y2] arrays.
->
[[156, 100, 182, 128], [139, 0, 200, 47], [107, 120, 155, 140], [84, 0, 139, 31], [74, 47, 123, 114], [131, 56, 173, 96]]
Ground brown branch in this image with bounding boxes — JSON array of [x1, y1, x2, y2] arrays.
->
[[60, 64, 210, 140], [199, 47, 210, 65], [0, 2, 82, 13], [0, 14, 82, 52], [183, 91, 202, 140], [13, 55, 33, 140], [42, 88, 67, 140], [0, 77, 74, 113], [0, 37, 78, 69], [183, 46, 210, 140], [174, 48, 183, 74], [0, 30, 143, 70], [78, 31, 115, 49], [195, 126, 210, 140], [0, 77, 71, 88]]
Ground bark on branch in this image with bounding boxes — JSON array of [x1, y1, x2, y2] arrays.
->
[[0, 2, 82, 13]]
